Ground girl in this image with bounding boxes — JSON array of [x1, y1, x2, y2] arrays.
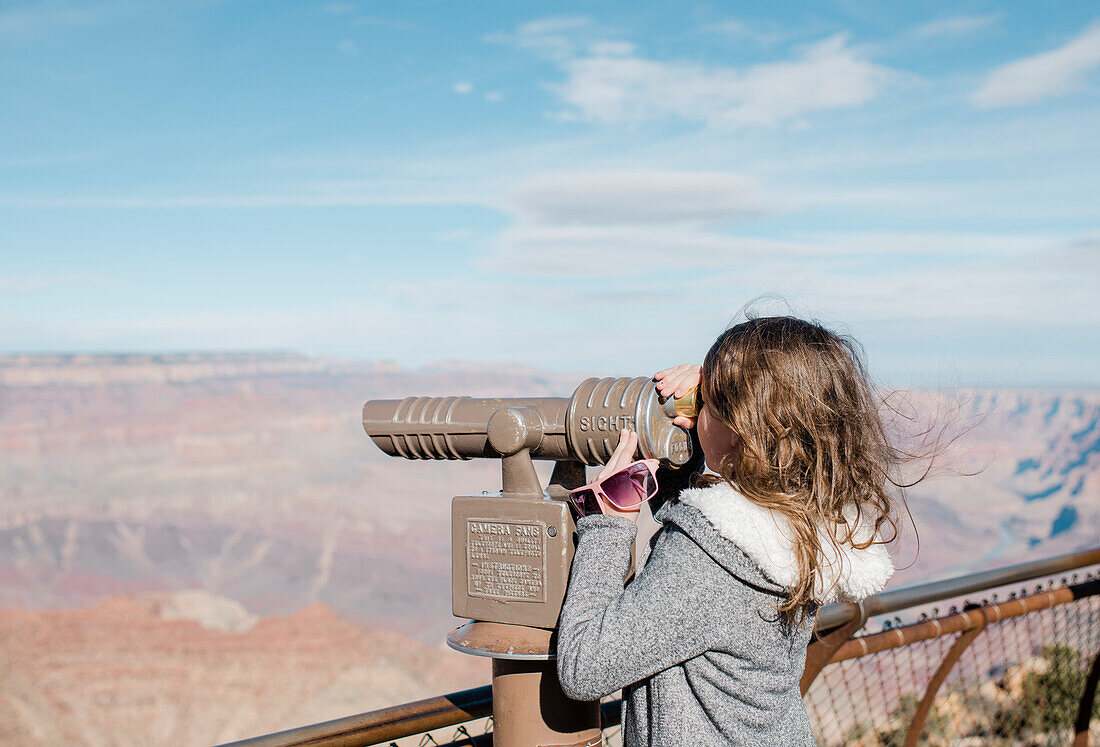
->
[[557, 316, 901, 746]]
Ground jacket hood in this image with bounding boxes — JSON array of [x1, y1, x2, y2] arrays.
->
[[659, 481, 894, 603]]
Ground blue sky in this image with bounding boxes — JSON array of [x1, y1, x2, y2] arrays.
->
[[2, 1, 1098, 387]]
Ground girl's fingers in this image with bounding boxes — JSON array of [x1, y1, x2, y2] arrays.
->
[[661, 373, 698, 398], [672, 415, 696, 429], [665, 372, 690, 394], [598, 429, 636, 480], [655, 372, 683, 395], [671, 368, 702, 397], [655, 364, 701, 398], [613, 430, 637, 467], [654, 364, 690, 382], [676, 381, 701, 398]]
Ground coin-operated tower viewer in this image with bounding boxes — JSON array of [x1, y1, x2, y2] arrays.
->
[[362, 376, 699, 747]]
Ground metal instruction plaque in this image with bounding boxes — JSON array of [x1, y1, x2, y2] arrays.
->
[[452, 494, 575, 628], [466, 518, 547, 602]]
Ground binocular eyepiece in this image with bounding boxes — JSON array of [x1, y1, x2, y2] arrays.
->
[[363, 376, 697, 468]]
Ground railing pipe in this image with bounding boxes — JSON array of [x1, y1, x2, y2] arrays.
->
[[216, 686, 492, 747], [830, 577, 1099, 663], [815, 546, 1100, 630]]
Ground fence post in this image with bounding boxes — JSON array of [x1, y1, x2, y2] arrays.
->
[[1075, 647, 1100, 747]]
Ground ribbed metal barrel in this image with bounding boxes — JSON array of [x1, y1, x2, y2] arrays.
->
[[566, 377, 650, 464], [363, 395, 572, 461], [363, 377, 693, 467]]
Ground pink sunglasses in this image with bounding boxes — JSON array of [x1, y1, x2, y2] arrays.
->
[[567, 459, 660, 517]]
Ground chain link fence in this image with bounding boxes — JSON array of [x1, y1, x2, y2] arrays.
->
[[804, 574, 1100, 746]]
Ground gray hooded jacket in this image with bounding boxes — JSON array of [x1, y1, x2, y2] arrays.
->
[[556, 481, 894, 746]]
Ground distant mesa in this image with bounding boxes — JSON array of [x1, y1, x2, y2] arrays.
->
[[0, 350, 327, 387], [0, 351, 308, 366]]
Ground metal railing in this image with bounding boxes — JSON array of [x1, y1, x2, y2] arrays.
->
[[221, 546, 1100, 747]]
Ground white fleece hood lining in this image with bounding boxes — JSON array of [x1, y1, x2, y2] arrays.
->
[[677, 481, 894, 603]]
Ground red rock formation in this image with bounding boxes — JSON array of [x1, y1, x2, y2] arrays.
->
[[0, 592, 489, 747]]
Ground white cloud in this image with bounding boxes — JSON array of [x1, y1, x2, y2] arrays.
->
[[972, 21, 1100, 108], [0, 188, 485, 208], [0, 272, 116, 294], [510, 170, 776, 224], [516, 15, 590, 37], [452, 81, 474, 94], [0, 0, 132, 41], [911, 14, 1000, 40], [1040, 237, 1100, 276], [482, 223, 1063, 278], [588, 40, 634, 57], [1, 1, 247, 43], [398, 228, 1100, 384], [482, 224, 814, 275], [483, 15, 591, 61], [487, 166, 1069, 282], [490, 18, 895, 127], [551, 34, 896, 126], [797, 258, 1100, 326], [351, 16, 414, 30], [432, 227, 473, 242], [0, 304, 393, 356], [337, 39, 359, 57], [694, 19, 792, 45], [796, 231, 1055, 258], [483, 91, 504, 103]]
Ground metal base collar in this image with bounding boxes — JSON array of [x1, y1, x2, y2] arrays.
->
[[447, 621, 556, 661]]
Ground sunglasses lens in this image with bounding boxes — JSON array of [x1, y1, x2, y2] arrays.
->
[[569, 488, 601, 517], [601, 463, 656, 509]]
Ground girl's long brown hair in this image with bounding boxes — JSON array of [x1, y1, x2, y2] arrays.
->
[[700, 316, 920, 625]]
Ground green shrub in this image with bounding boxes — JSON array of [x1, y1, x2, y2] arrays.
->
[[1012, 644, 1098, 733]]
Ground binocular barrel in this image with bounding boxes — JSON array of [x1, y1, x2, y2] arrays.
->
[[363, 376, 695, 467]]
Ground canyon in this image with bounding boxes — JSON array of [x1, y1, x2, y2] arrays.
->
[[0, 353, 1096, 745]]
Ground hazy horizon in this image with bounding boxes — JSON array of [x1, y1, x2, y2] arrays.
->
[[4, 348, 1100, 391]]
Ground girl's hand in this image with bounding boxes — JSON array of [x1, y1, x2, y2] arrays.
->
[[597, 429, 642, 522], [654, 364, 702, 429]]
